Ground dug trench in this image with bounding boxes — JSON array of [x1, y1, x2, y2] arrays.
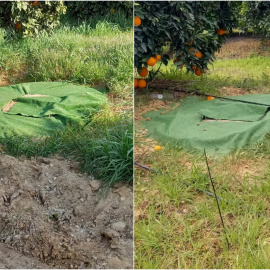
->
[[0, 154, 133, 269]]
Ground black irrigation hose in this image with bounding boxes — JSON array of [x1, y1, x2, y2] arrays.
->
[[135, 161, 223, 200], [172, 88, 270, 107], [134, 161, 159, 172], [196, 187, 223, 201]]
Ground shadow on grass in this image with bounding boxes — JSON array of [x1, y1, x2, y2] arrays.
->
[[61, 10, 132, 32]]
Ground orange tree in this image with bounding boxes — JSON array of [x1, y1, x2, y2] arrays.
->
[[134, 1, 238, 87], [64, 1, 133, 20], [0, 1, 66, 37], [239, 1, 270, 36]]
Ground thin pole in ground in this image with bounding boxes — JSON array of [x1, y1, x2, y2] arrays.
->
[[204, 149, 230, 249]]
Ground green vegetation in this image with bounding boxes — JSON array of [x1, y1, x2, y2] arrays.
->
[[239, 2, 270, 36], [1, 117, 132, 189], [152, 56, 270, 95], [0, 3, 133, 187], [134, 1, 238, 85], [135, 34, 270, 270], [136, 87, 270, 266], [135, 139, 270, 268], [62, 10, 133, 31], [0, 17, 133, 96], [65, 1, 132, 23], [136, 86, 270, 268], [0, 1, 66, 38], [135, 1, 270, 267], [134, 1, 270, 89]]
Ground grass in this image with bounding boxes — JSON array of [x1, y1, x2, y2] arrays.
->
[[135, 138, 270, 268], [0, 11, 133, 97], [150, 56, 270, 95], [0, 116, 133, 188], [135, 35, 270, 268], [0, 11, 133, 187], [62, 10, 132, 31]]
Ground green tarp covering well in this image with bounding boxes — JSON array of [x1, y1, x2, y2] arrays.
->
[[142, 95, 270, 155], [0, 82, 107, 138]]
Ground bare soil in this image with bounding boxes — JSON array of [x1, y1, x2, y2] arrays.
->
[[136, 79, 252, 102], [0, 73, 10, 87], [215, 36, 270, 59], [0, 154, 133, 269], [219, 86, 251, 96]]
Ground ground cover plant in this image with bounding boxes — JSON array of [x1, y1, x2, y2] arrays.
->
[[134, 1, 270, 268]]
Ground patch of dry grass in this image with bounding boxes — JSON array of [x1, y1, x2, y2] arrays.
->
[[215, 36, 270, 60]]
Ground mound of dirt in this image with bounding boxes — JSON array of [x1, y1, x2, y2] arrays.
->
[[0, 154, 133, 269]]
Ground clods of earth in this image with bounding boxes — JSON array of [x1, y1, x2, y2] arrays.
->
[[0, 154, 133, 269]]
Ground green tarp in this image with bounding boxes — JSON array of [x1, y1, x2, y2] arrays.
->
[[0, 82, 107, 138], [142, 95, 270, 155]]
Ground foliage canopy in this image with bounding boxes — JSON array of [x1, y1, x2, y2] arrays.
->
[[134, 1, 237, 77]]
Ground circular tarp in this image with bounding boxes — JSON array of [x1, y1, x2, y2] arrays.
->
[[0, 82, 107, 138], [142, 95, 270, 155]]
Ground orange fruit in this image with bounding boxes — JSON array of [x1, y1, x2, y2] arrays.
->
[[134, 78, 138, 88], [173, 59, 184, 68], [206, 96, 215, 101], [147, 57, 157, 66], [138, 79, 147, 88], [155, 54, 162, 61], [134, 16, 141, 26], [33, 1, 38, 5], [15, 23, 22, 30], [195, 68, 203, 76], [188, 39, 193, 46], [111, 9, 115, 13], [217, 29, 226, 35], [139, 67, 148, 77], [154, 145, 162, 151], [192, 65, 196, 71], [195, 51, 202, 58], [189, 48, 195, 52]]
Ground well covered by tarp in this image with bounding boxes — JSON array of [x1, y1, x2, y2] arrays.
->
[[142, 95, 270, 155], [0, 82, 107, 138]]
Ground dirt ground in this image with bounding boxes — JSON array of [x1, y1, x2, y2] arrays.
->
[[0, 154, 133, 269], [215, 35, 270, 59], [0, 74, 9, 87]]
